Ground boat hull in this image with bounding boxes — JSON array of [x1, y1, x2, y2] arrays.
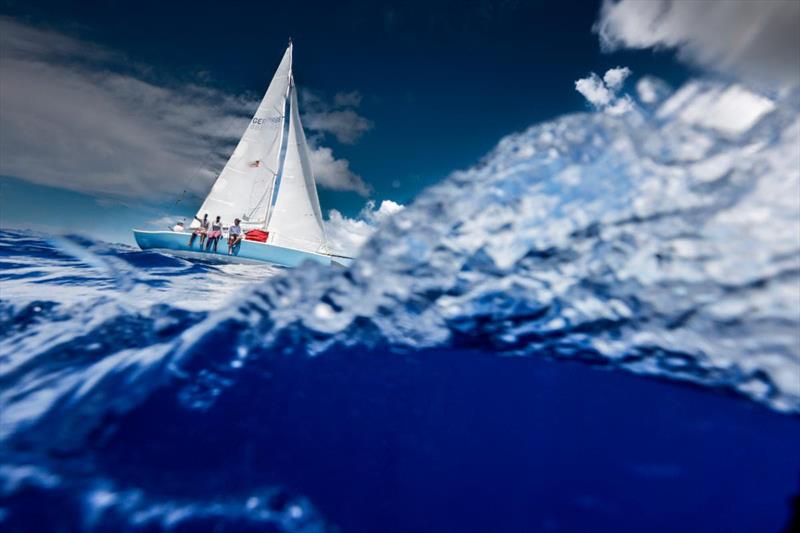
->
[[132, 230, 348, 268]]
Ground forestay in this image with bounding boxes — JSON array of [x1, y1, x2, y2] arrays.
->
[[193, 45, 292, 227]]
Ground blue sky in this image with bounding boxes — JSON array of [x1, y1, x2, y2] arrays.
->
[[0, 0, 699, 244]]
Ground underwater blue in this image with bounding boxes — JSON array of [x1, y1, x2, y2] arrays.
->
[[2, 79, 799, 532]]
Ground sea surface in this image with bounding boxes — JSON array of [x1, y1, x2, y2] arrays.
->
[[1, 80, 799, 532]]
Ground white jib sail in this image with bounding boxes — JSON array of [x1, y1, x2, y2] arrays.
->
[[266, 79, 328, 254], [193, 44, 292, 227]]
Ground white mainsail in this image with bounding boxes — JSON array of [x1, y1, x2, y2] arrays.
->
[[266, 80, 328, 253], [193, 45, 292, 227]]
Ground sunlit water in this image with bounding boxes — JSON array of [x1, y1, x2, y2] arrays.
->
[[1, 79, 799, 532]]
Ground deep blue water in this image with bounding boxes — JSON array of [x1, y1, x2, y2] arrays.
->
[[2, 79, 800, 532], [5, 343, 800, 532]]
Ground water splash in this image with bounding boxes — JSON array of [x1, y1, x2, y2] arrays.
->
[[178, 79, 799, 412]]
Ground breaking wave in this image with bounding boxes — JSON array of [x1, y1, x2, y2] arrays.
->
[[1, 79, 799, 531]]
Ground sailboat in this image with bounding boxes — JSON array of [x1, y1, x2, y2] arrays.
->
[[133, 42, 352, 268]]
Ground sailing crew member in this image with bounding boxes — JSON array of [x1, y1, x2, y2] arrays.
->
[[172, 221, 185, 232], [228, 218, 243, 255], [205, 216, 223, 252], [189, 214, 209, 248]]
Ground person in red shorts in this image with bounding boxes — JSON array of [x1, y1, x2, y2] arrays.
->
[[189, 213, 209, 248]]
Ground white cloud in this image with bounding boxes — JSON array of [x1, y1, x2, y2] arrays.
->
[[367, 199, 404, 222], [603, 66, 631, 91], [0, 17, 368, 201], [0, 18, 256, 200], [575, 73, 614, 107], [594, 0, 800, 89], [324, 200, 404, 256], [657, 82, 776, 137], [636, 76, 671, 105], [297, 88, 373, 195], [307, 145, 370, 196], [575, 67, 635, 115], [605, 94, 634, 116], [303, 109, 373, 145], [301, 89, 374, 144]]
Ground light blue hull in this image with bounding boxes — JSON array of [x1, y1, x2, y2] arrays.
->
[[133, 230, 351, 268]]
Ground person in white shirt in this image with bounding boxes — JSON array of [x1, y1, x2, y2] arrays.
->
[[172, 221, 185, 232], [227, 218, 243, 255]]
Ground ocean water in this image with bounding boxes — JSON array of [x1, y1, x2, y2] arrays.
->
[[1, 80, 799, 532]]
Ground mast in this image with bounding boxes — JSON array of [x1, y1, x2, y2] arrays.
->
[[266, 65, 328, 254], [264, 48, 294, 230]]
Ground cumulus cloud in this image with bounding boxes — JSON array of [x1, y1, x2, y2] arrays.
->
[[657, 82, 776, 137], [605, 94, 634, 116], [575, 73, 614, 107], [324, 199, 404, 256], [602, 66, 631, 90], [304, 109, 373, 145], [636, 76, 672, 105], [301, 89, 374, 144], [575, 66, 635, 115], [594, 0, 800, 89], [307, 145, 370, 196], [0, 17, 369, 200]]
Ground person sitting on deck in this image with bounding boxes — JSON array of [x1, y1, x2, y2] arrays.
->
[[205, 216, 223, 252], [189, 213, 209, 247], [228, 218, 243, 255], [172, 221, 185, 232]]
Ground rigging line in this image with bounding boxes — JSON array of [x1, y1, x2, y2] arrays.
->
[[244, 168, 279, 221]]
